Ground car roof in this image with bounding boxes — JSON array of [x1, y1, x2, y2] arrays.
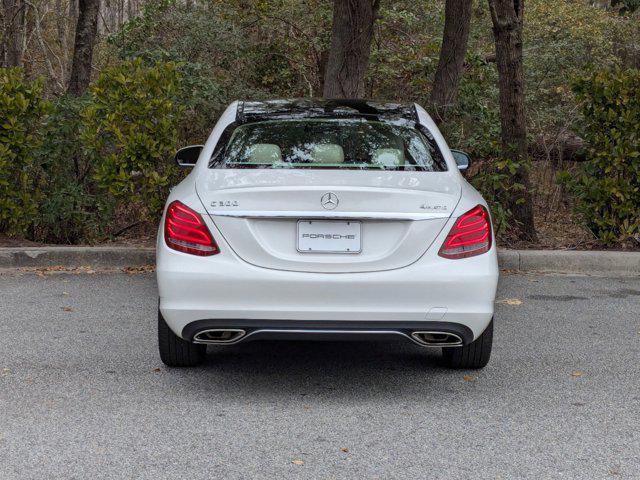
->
[[236, 99, 419, 124]]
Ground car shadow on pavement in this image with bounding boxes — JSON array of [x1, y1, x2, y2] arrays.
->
[[164, 340, 471, 400]]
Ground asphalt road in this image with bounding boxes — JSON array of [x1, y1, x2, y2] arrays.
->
[[0, 271, 639, 479]]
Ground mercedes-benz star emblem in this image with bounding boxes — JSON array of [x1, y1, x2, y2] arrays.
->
[[320, 192, 339, 210]]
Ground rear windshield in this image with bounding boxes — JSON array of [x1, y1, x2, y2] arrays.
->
[[210, 119, 447, 171]]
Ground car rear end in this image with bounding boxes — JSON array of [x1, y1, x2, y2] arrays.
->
[[156, 100, 498, 367]]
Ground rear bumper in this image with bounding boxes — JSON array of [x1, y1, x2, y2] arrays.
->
[[157, 233, 499, 341], [181, 319, 475, 346]]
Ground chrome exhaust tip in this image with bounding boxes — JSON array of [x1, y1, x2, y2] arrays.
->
[[193, 329, 246, 344], [411, 331, 463, 347]]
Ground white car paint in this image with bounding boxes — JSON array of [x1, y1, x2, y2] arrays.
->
[[156, 101, 498, 349]]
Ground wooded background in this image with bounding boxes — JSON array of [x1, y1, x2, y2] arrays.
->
[[1, 0, 639, 248]]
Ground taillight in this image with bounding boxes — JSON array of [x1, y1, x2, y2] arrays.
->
[[438, 205, 492, 259], [164, 201, 219, 256]]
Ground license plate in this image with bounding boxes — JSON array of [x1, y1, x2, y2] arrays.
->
[[297, 220, 362, 253]]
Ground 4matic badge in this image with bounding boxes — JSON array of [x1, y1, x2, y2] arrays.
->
[[420, 203, 448, 211]]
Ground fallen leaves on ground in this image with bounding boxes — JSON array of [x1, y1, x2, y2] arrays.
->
[[499, 269, 519, 275], [291, 459, 304, 466], [38, 265, 68, 272], [463, 375, 476, 382], [27, 266, 103, 275], [496, 298, 523, 306], [14, 265, 153, 275], [340, 448, 349, 453], [61, 307, 74, 312], [123, 265, 155, 274]]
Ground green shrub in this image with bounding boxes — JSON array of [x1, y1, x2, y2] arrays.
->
[[471, 158, 527, 238], [108, 1, 312, 141], [0, 68, 50, 236], [34, 94, 109, 243], [562, 68, 640, 246], [81, 59, 184, 218], [120, 49, 233, 144]]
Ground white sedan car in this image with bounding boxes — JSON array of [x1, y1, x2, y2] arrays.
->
[[156, 99, 498, 369]]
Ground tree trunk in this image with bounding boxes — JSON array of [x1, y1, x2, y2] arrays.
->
[[323, 0, 380, 99], [2, 0, 26, 67], [488, 0, 536, 241], [70, 0, 78, 21], [430, 0, 472, 119], [67, 0, 100, 96]]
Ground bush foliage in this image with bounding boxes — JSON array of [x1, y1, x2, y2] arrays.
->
[[0, 69, 50, 236], [561, 68, 640, 246], [82, 59, 183, 217], [35, 95, 103, 243], [0, 62, 184, 243], [471, 158, 528, 237]]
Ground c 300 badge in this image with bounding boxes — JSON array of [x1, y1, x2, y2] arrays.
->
[[211, 200, 239, 207]]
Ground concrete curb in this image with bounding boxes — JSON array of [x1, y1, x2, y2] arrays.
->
[[0, 246, 638, 276], [498, 249, 640, 276], [0, 246, 155, 269]]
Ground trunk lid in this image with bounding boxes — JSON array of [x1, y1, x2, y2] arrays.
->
[[196, 170, 460, 273]]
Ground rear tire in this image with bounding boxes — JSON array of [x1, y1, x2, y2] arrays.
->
[[158, 309, 206, 367], [442, 319, 493, 369]]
